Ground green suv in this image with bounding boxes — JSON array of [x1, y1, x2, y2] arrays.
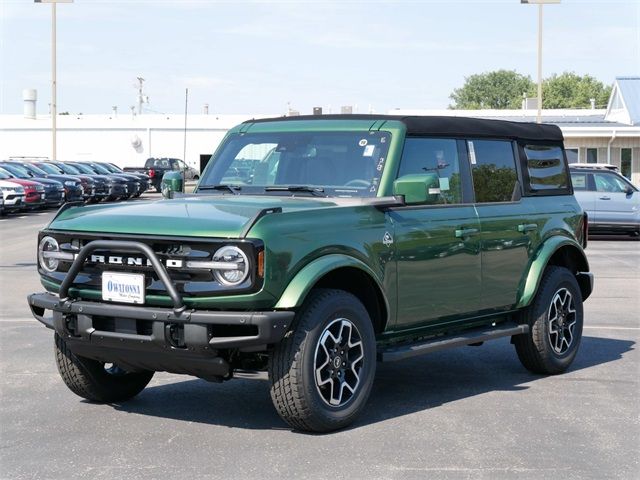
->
[[27, 115, 593, 432]]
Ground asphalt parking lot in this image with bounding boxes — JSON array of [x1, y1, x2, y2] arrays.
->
[[0, 210, 638, 480]]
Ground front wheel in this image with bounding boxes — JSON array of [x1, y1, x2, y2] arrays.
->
[[269, 289, 376, 432], [54, 333, 154, 403], [514, 266, 584, 374]]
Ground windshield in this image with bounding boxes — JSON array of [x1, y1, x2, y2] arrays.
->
[[89, 163, 112, 174], [1, 164, 31, 179], [22, 164, 48, 176], [101, 163, 119, 173], [198, 131, 391, 197], [56, 163, 80, 174], [68, 163, 95, 174], [36, 163, 62, 174], [0, 170, 11, 180]]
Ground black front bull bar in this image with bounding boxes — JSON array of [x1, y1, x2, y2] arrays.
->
[[58, 239, 186, 313], [28, 239, 295, 350]]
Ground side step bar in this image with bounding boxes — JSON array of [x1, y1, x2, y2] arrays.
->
[[378, 323, 529, 362]]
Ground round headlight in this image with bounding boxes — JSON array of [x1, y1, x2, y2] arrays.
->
[[212, 246, 249, 286], [38, 236, 60, 273]]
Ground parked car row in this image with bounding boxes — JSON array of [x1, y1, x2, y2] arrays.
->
[[0, 160, 153, 216]]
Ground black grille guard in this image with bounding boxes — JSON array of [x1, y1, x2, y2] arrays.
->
[[59, 239, 186, 313]]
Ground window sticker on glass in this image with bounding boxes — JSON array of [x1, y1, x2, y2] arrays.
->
[[439, 177, 450, 191], [428, 187, 441, 195], [468, 141, 477, 165], [363, 145, 375, 157], [572, 174, 586, 189]]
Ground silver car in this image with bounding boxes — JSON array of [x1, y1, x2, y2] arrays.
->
[[570, 166, 640, 236]]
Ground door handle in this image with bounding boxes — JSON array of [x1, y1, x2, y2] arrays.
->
[[599, 196, 611, 200], [455, 228, 479, 238], [517, 223, 538, 233]]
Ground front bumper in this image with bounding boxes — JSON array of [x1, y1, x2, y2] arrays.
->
[[28, 292, 294, 378], [45, 189, 65, 206], [2, 196, 24, 211], [29, 292, 294, 349], [25, 192, 46, 208]]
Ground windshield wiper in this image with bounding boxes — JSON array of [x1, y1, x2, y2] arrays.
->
[[264, 185, 326, 196], [197, 184, 241, 195]]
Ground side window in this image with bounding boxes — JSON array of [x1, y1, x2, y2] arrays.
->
[[570, 173, 589, 191], [523, 145, 570, 193], [594, 173, 629, 193], [565, 148, 579, 163], [469, 140, 518, 203], [171, 160, 182, 171], [398, 138, 462, 204]]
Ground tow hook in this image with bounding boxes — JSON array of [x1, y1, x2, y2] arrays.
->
[[165, 323, 186, 349], [63, 313, 78, 337]]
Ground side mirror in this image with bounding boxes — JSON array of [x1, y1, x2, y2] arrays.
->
[[625, 186, 634, 195], [392, 173, 441, 205], [161, 171, 184, 198]]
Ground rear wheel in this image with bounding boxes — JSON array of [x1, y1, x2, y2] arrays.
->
[[54, 333, 154, 402], [514, 266, 583, 374], [269, 289, 376, 432]]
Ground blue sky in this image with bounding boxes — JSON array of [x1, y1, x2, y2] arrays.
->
[[1, 0, 638, 115]]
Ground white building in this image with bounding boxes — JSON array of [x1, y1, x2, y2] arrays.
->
[[1, 76, 638, 184], [393, 77, 640, 184]]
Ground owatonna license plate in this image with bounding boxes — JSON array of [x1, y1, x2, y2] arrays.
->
[[102, 272, 145, 304]]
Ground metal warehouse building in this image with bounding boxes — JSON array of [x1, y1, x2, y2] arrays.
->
[[1, 76, 638, 184]]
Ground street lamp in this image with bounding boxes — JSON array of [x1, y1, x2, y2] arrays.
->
[[35, 0, 73, 161], [521, 0, 560, 124]]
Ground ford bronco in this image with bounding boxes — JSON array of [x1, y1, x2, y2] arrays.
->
[[27, 115, 593, 432]]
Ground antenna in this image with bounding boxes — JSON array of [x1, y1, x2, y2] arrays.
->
[[183, 88, 188, 193]]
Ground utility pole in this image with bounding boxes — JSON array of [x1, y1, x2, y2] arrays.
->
[[35, 0, 73, 161], [136, 77, 146, 115], [521, 0, 561, 124]]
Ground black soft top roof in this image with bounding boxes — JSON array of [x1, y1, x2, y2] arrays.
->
[[246, 114, 564, 143]]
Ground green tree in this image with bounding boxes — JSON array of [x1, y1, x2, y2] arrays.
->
[[449, 70, 535, 109], [542, 72, 612, 109]]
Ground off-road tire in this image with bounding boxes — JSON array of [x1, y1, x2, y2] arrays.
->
[[269, 289, 376, 433], [514, 266, 584, 374], [54, 333, 154, 402]]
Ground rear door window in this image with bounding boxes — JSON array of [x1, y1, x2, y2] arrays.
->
[[570, 172, 590, 191], [468, 140, 518, 203]]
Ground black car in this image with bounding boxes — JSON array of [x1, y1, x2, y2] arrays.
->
[[79, 162, 142, 198], [7, 161, 84, 203], [62, 162, 128, 201], [40, 162, 105, 202], [34, 162, 99, 202], [104, 162, 151, 196], [0, 162, 65, 208]]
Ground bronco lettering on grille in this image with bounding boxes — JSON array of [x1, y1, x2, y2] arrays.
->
[[88, 254, 183, 268]]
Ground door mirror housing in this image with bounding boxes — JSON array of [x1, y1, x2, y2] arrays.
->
[[161, 171, 184, 198], [393, 173, 441, 205]]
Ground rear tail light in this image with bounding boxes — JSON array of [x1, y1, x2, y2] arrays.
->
[[148, 168, 155, 178]]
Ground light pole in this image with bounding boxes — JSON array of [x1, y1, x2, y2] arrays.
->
[[35, 0, 73, 161], [521, 0, 560, 124]]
